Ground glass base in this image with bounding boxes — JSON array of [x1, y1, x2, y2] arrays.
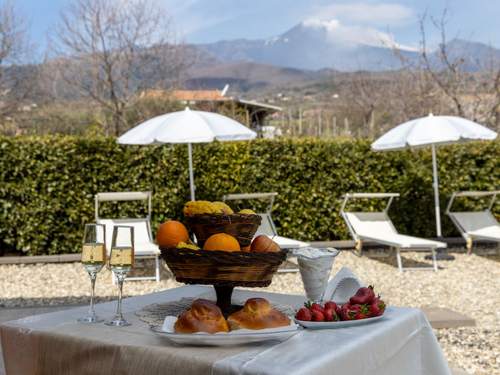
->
[[105, 317, 131, 327], [78, 315, 104, 324]]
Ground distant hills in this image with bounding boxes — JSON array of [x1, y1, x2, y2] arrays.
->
[[185, 21, 500, 92]]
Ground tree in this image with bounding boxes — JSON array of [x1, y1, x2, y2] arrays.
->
[[52, 0, 186, 136], [417, 9, 500, 130], [0, 1, 33, 120]]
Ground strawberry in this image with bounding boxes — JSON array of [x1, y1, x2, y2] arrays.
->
[[369, 297, 386, 317], [311, 310, 325, 322], [349, 286, 376, 305], [324, 301, 338, 312], [323, 308, 334, 321], [354, 304, 371, 320], [324, 307, 339, 322], [340, 303, 360, 321], [295, 307, 312, 321], [310, 302, 324, 314]]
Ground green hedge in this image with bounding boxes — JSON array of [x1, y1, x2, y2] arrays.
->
[[0, 136, 498, 255]]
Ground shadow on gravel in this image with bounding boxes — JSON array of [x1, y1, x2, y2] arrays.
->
[[366, 252, 441, 270]]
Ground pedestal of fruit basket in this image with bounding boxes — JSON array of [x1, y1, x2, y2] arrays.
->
[[160, 247, 287, 316]]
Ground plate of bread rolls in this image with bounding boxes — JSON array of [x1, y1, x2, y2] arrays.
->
[[151, 298, 300, 346]]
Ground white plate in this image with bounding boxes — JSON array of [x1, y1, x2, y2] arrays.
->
[[294, 314, 384, 329], [151, 325, 300, 346]]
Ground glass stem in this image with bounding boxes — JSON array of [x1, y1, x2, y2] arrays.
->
[[116, 273, 125, 319], [89, 271, 97, 316]]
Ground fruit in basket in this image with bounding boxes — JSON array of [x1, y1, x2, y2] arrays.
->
[[183, 201, 219, 216], [241, 245, 251, 252], [203, 233, 241, 252], [156, 220, 189, 248], [349, 285, 375, 305], [212, 201, 234, 214], [250, 235, 280, 253], [176, 241, 200, 251], [239, 209, 256, 215]]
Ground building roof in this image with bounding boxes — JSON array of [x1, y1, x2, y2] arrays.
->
[[237, 99, 282, 112], [139, 89, 282, 112], [140, 89, 228, 102]]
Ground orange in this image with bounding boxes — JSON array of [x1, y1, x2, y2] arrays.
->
[[156, 220, 189, 248], [203, 233, 240, 252]]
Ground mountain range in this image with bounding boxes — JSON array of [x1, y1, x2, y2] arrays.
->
[[184, 20, 500, 91]]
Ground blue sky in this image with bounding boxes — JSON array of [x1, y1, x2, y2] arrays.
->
[[13, 0, 500, 50]]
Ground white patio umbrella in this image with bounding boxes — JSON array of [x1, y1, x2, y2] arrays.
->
[[372, 114, 497, 237], [118, 107, 257, 200]]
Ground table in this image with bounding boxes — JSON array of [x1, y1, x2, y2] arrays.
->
[[0, 286, 451, 375]]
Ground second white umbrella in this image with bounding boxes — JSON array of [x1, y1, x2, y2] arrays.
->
[[372, 114, 497, 237]]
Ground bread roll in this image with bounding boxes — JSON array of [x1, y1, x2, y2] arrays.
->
[[227, 298, 290, 330], [174, 299, 229, 334]]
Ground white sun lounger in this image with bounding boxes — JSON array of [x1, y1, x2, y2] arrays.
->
[[446, 190, 500, 254], [222, 192, 309, 249], [95, 192, 161, 282], [340, 193, 446, 272], [223, 192, 309, 273]]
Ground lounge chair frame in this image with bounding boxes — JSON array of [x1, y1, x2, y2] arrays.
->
[[446, 190, 500, 254], [95, 191, 160, 282], [341, 193, 444, 272]]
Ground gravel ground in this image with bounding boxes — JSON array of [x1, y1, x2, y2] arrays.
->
[[0, 249, 499, 374]]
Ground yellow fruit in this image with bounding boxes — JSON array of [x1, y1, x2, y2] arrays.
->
[[212, 201, 234, 215], [238, 209, 256, 215], [203, 233, 240, 252], [183, 201, 219, 216], [176, 241, 200, 251]]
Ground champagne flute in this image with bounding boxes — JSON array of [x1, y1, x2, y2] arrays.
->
[[78, 223, 106, 323], [105, 225, 134, 327]]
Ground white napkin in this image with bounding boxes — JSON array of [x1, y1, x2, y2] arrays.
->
[[323, 267, 364, 303], [162, 316, 299, 335]]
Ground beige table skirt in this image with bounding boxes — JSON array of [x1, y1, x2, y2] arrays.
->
[[1, 286, 451, 375]]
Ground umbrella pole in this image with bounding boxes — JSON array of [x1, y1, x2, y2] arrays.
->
[[427, 144, 455, 261], [188, 143, 195, 201], [431, 144, 442, 237]]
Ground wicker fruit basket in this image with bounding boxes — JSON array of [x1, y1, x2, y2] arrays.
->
[[185, 214, 261, 248], [160, 247, 287, 313]]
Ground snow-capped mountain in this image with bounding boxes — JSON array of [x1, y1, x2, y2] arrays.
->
[[197, 20, 418, 71]]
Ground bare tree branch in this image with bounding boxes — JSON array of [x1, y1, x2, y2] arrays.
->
[[50, 0, 186, 135]]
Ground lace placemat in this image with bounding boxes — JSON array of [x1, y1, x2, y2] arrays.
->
[[136, 298, 296, 327]]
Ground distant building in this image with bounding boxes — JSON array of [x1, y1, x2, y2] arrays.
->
[[139, 85, 282, 131]]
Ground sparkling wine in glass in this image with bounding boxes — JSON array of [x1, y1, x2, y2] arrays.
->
[[78, 223, 106, 323], [105, 225, 134, 327]]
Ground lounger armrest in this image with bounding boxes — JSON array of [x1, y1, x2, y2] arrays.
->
[[452, 191, 500, 198], [96, 192, 151, 202], [343, 193, 400, 199]]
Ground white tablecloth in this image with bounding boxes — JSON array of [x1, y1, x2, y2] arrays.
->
[[0, 286, 451, 375]]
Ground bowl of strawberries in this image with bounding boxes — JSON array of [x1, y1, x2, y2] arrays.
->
[[294, 286, 386, 329]]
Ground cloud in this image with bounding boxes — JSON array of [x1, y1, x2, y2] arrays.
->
[[309, 2, 414, 27], [302, 18, 417, 51]]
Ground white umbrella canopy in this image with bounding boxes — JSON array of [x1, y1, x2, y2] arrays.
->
[[118, 107, 257, 200], [372, 114, 497, 237]]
